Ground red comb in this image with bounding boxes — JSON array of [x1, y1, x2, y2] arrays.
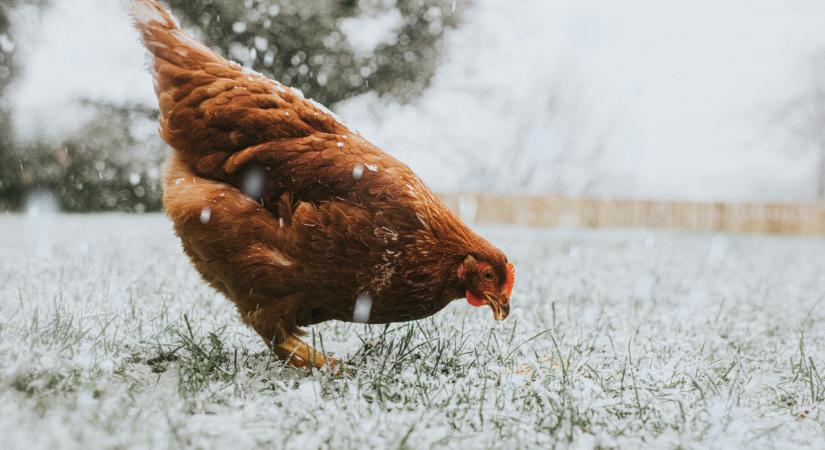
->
[[504, 262, 515, 297]]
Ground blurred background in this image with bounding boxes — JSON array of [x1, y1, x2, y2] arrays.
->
[[1, 0, 825, 217]]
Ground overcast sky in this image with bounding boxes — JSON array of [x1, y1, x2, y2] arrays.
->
[[11, 0, 825, 201]]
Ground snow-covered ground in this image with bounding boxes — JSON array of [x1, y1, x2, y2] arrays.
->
[[1, 214, 823, 449]]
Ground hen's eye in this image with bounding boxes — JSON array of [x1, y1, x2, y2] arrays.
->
[[482, 269, 494, 281]]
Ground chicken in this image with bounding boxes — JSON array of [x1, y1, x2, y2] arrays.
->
[[130, 0, 515, 368]]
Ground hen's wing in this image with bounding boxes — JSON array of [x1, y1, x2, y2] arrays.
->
[[130, 0, 429, 217], [164, 154, 426, 324]]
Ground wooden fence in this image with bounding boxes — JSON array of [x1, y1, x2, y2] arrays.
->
[[439, 194, 825, 235]]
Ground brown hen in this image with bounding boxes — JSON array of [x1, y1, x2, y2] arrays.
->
[[130, 0, 515, 368]]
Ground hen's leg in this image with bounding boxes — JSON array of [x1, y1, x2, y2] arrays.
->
[[163, 156, 335, 369], [273, 334, 333, 369], [244, 301, 335, 369]]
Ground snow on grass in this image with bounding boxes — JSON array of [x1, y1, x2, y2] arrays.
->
[[0, 214, 824, 449]]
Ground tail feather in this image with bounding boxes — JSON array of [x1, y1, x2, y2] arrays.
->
[[129, 0, 177, 29], [128, 0, 332, 178], [130, 0, 221, 67], [129, 0, 243, 155]]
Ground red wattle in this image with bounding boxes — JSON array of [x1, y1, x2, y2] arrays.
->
[[466, 290, 485, 307]]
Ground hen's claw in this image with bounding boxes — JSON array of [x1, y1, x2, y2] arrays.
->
[[274, 334, 339, 370]]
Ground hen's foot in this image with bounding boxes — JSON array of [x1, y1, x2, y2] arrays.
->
[[274, 334, 339, 370]]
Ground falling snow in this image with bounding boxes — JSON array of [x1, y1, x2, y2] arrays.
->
[[24, 190, 59, 218], [352, 163, 364, 180], [242, 166, 266, 199], [352, 293, 373, 323], [199, 207, 211, 224], [253, 36, 268, 51], [231, 21, 247, 34]]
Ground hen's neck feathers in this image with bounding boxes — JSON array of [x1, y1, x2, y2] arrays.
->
[[416, 206, 504, 270]]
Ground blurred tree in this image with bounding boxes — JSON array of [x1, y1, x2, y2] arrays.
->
[[780, 54, 825, 199], [0, 0, 52, 210], [809, 58, 825, 199], [5, 102, 165, 212], [166, 0, 463, 105], [60, 104, 164, 212]]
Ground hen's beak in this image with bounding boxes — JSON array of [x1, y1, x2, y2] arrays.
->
[[484, 292, 510, 321]]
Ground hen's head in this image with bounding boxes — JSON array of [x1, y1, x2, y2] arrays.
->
[[457, 253, 515, 321]]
